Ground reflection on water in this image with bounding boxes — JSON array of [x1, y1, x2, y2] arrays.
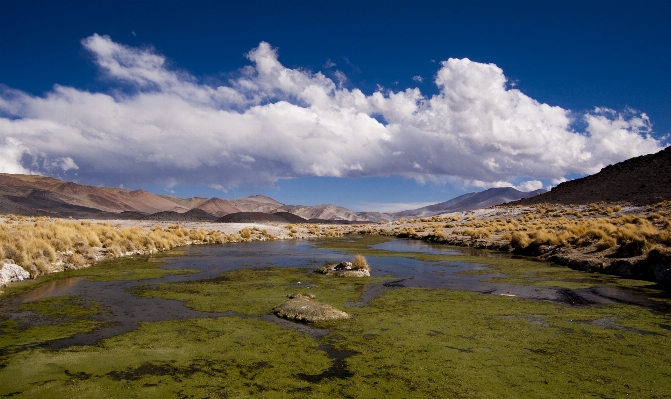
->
[[370, 239, 464, 255], [20, 277, 86, 302]]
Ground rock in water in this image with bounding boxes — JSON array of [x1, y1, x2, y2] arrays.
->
[[273, 294, 350, 322], [315, 262, 371, 277], [335, 261, 353, 270], [0, 260, 31, 287]]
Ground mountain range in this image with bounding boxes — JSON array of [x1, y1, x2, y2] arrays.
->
[[0, 174, 543, 221], [392, 187, 546, 218]]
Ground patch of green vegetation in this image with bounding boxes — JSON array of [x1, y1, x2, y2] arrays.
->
[[1, 238, 670, 397], [18, 295, 104, 318], [456, 255, 663, 290], [78, 255, 199, 282], [322, 288, 671, 398], [137, 267, 391, 315], [0, 251, 198, 300], [0, 316, 333, 398], [2, 287, 670, 398], [0, 296, 107, 350]]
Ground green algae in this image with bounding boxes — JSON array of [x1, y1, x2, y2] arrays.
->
[[137, 267, 391, 315], [0, 317, 333, 398], [322, 288, 671, 398], [1, 286, 670, 398], [0, 296, 107, 351], [1, 238, 671, 398]]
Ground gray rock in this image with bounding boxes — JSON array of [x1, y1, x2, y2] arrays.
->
[[334, 261, 353, 270], [0, 260, 31, 287], [316, 262, 371, 277], [273, 294, 350, 322]]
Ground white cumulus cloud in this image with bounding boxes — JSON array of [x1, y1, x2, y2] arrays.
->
[[516, 180, 544, 192], [0, 34, 664, 189], [0, 138, 33, 174]]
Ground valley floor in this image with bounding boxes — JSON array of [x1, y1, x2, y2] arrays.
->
[[2, 200, 671, 289]]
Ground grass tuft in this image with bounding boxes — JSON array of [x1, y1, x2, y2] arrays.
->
[[352, 254, 370, 271]]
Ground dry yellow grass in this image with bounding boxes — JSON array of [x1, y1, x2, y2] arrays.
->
[[0, 216, 236, 277], [354, 201, 671, 260], [352, 254, 370, 271]]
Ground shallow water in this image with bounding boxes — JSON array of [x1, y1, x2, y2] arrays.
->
[[3, 237, 668, 349], [370, 239, 464, 255], [2, 237, 671, 398]]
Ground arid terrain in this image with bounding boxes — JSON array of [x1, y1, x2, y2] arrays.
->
[[2, 146, 671, 288], [0, 174, 543, 222]]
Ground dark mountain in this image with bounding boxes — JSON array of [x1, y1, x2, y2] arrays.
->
[[215, 212, 292, 223], [142, 209, 219, 222], [271, 212, 307, 223], [393, 187, 546, 218], [513, 146, 671, 206]]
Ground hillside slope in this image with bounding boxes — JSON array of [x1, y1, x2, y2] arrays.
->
[[514, 146, 671, 205], [393, 187, 545, 218]]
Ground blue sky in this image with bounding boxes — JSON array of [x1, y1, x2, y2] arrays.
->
[[0, 0, 669, 211]]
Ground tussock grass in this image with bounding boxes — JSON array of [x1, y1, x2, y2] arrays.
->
[[346, 201, 671, 260], [352, 254, 370, 271], [0, 217, 235, 278]]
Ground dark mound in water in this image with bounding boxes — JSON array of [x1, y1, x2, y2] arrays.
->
[[142, 209, 218, 222], [272, 212, 307, 223], [216, 212, 291, 223]]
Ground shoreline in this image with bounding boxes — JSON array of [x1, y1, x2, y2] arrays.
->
[[2, 201, 671, 291]]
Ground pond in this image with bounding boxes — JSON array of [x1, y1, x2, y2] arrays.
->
[[1, 236, 670, 398]]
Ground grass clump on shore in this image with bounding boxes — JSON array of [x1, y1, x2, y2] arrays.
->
[[359, 202, 671, 262], [0, 216, 235, 278], [351, 254, 370, 271]]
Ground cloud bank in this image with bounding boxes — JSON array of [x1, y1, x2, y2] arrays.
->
[[0, 34, 663, 189]]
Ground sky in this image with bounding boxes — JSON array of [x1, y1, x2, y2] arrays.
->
[[0, 0, 669, 212]]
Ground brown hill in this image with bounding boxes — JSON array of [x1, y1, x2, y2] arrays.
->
[[513, 146, 671, 206], [0, 174, 186, 216], [228, 196, 284, 213], [196, 198, 241, 217], [245, 194, 283, 205], [277, 204, 371, 221], [0, 174, 384, 221], [158, 195, 210, 209]]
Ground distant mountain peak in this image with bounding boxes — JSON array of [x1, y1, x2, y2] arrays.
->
[[392, 187, 546, 218], [246, 194, 283, 205]]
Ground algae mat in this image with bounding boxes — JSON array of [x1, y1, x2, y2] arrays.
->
[[1, 238, 670, 398]]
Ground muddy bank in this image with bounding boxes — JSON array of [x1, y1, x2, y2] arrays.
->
[[411, 234, 671, 286], [333, 203, 671, 286]]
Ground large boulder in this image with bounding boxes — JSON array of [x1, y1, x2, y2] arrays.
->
[[273, 293, 350, 322], [0, 260, 31, 287]]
